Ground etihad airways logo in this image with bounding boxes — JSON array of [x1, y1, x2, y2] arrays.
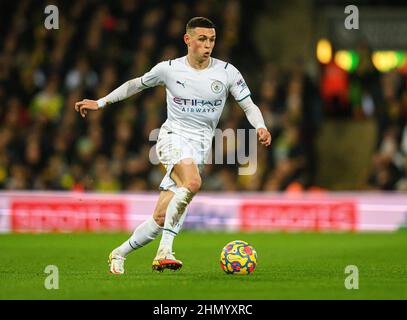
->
[[173, 97, 222, 113]]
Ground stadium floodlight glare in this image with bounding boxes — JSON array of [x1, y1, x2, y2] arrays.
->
[[334, 50, 359, 73], [372, 51, 406, 73], [316, 38, 332, 64]]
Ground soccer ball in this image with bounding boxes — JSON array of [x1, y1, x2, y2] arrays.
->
[[220, 240, 257, 275]]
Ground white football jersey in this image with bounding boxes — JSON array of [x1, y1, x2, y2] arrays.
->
[[141, 56, 251, 145]]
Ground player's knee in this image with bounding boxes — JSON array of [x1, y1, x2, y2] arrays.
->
[[153, 213, 165, 227], [185, 176, 201, 194]]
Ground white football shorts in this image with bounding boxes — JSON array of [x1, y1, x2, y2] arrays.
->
[[156, 127, 210, 193]]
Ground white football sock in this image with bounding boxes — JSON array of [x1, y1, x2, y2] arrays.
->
[[159, 229, 176, 251], [174, 206, 188, 234], [158, 187, 193, 252], [115, 216, 162, 257], [159, 207, 188, 250]]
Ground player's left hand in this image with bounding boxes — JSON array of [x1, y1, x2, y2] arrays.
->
[[257, 128, 272, 147]]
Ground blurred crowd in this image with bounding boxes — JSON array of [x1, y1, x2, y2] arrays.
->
[[0, 0, 406, 192], [320, 44, 407, 191], [364, 69, 407, 191]]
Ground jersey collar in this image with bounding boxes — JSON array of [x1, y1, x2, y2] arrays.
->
[[184, 56, 213, 72]]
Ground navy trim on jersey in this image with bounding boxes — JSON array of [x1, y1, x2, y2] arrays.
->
[[224, 62, 229, 69], [140, 77, 149, 88], [236, 94, 251, 102], [169, 60, 172, 66]]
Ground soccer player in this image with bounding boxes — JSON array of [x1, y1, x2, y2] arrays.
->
[[74, 17, 271, 274]]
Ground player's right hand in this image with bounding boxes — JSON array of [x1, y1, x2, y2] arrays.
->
[[74, 99, 99, 118]]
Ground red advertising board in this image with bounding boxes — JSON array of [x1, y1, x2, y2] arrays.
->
[[239, 201, 357, 231], [2, 191, 405, 234], [11, 198, 127, 232]]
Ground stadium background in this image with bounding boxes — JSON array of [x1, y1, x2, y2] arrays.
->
[[0, 0, 407, 300], [1, 0, 406, 193]]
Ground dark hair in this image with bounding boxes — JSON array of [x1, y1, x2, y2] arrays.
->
[[186, 17, 215, 32]]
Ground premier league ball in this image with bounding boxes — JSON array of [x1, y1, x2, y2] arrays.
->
[[220, 240, 257, 275]]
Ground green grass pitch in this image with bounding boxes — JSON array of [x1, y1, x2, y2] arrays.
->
[[0, 231, 406, 299]]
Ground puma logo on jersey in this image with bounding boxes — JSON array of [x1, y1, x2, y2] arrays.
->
[[176, 80, 186, 88]]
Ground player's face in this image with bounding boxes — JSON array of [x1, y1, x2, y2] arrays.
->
[[185, 27, 216, 62]]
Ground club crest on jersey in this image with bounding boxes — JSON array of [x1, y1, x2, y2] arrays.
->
[[211, 80, 223, 94]]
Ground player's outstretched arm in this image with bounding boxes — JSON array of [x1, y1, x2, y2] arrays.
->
[[75, 62, 166, 118], [74, 77, 146, 118]]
